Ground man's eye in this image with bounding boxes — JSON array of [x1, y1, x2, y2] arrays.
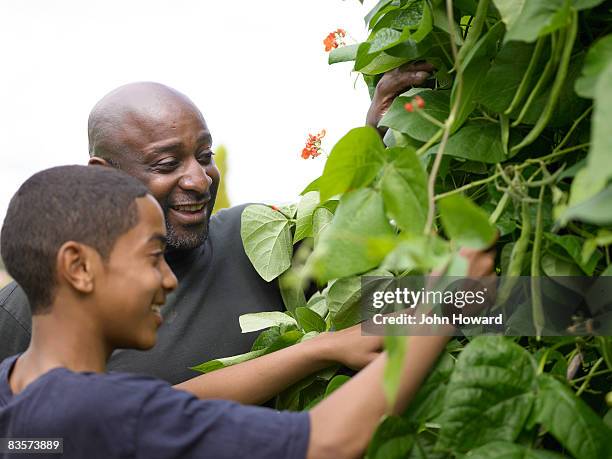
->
[[153, 160, 179, 171], [197, 151, 214, 164]]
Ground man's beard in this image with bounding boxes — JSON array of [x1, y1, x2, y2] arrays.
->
[[164, 219, 208, 250], [160, 190, 216, 250]]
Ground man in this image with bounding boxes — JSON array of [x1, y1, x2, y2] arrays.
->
[[0, 165, 492, 459], [0, 64, 435, 383]]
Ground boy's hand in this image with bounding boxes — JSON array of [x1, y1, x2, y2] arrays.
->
[[313, 325, 383, 370]]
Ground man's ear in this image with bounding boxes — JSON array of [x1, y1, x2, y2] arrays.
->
[[56, 241, 99, 294], [88, 156, 111, 167]]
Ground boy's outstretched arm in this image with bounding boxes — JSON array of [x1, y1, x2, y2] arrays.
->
[[174, 325, 383, 405], [308, 247, 495, 459]]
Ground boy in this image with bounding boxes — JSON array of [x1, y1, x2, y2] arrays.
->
[[0, 166, 493, 458]]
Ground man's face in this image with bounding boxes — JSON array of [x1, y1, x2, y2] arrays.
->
[[111, 102, 220, 250], [96, 195, 178, 350]]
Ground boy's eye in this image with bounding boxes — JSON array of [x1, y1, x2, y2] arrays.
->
[[150, 252, 164, 265]]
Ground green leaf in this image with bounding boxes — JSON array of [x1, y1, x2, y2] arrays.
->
[[307, 292, 328, 318], [372, 1, 425, 31], [312, 205, 334, 247], [312, 189, 395, 283], [544, 233, 602, 275], [380, 90, 450, 142], [476, 41, 539, 112], [465, 441, 566, 458], [300, 176, 321, 195], [541, 252, 583, 277], [318, 127, 385, 202], [279, 270, 307, 314], [369, 28, 407, 53], [193, 327, 304, 374], [366, 416, 415, 459], [365, 0, 395, 26], [250, 326, 282, 351], [324, 375, 351, 397], [295, 306, 327, 333], [437, 337, 537, 452], [294, 191, 320, 243], [427, 121, 511, 163], [562, 185, 612, 226], [239, 311, 297, 333], [575, 35, 612, 98], [328, 43, 359, 64], [569, 62, 612, 205], [190, 349, 267, 374], [326, 269, 393, 330], [535, 374, 612, 459], [384, 335, 408, 408], [241, 204, 293, 281], [452, 22, 505, 131], [355, 50, 415, 75], [493, 0, 572, 43], [438, 194, 497, 249], [381, 146, 428, 233], [381, 235, 451, 274], [403, 353, 454, 422]]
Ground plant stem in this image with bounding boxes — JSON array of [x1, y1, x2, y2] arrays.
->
[[554, 106, 593, 152], [435, 172, 500, 200], [416, 129, 444, 156], [415, 109, 446, 129], [571, 369, 612, 383], [576, 357, 604, 396], [425, 0, 465, 235], [531, 186, 546, 339], [522, 142, 590, 166]]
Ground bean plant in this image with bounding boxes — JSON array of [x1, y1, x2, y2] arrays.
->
[[196, 1, 612, 457]]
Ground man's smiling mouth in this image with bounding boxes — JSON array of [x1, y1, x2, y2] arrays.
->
[[171, 202, 206, 212]]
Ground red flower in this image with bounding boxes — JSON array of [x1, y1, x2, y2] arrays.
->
[[323, 29, 346, 52], [301, 129, 326, 159], [270, 205, 280, 211], [414, 95, 425, 109], [404, 102, 414, 112]]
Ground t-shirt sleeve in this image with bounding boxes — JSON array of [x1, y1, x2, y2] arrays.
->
[[0, 283, 31, 361], [136, 383, 310, 459]]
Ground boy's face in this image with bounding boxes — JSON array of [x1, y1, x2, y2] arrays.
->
[[95, 194, 177, 350]]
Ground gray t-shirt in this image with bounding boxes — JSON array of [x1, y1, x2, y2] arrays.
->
[[0, 204, 284, 384]]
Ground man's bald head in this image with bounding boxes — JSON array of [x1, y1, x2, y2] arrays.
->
[[88, 82, 203, 165], [87, 82, 219, 251]]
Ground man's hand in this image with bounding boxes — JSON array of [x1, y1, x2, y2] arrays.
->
[[366, 61, 435, 136], [313, 325, 383, 370]]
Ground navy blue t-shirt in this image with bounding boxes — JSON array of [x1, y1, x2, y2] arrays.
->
[[0, 355, 310, 459]]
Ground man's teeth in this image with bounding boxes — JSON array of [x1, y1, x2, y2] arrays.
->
[[173, 204, 205, 212], [151, 305, 162, 314]]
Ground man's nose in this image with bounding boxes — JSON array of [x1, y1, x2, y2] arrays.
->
[[178, 157, 212, 194]]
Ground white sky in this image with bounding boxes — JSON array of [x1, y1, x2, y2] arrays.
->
[[0, 0, 378, 226]]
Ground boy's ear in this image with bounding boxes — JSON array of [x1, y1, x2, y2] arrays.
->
[[56, 241, 99, 294], [88, 156, 110, 167]]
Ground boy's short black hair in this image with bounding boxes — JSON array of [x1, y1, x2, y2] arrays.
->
[[0, 165, 150, 314]]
